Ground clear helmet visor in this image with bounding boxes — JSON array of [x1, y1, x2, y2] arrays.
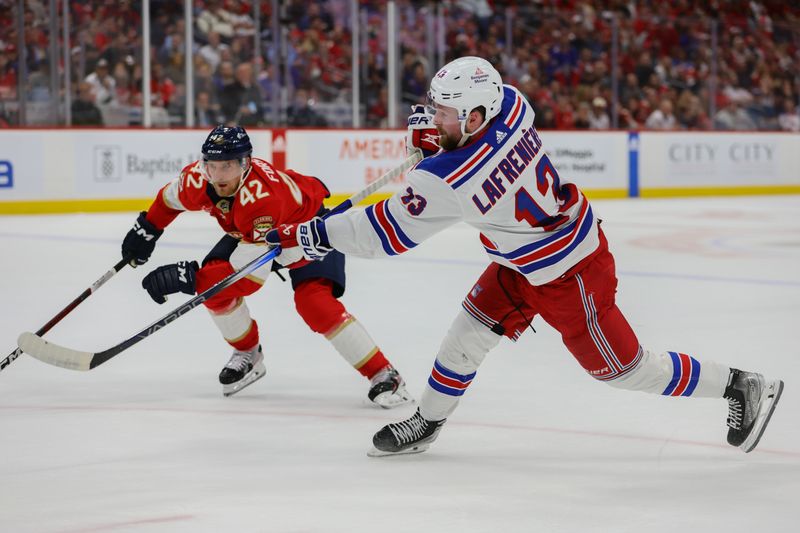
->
[[201, 157, 248, 184], [425, 92, 464, 128]]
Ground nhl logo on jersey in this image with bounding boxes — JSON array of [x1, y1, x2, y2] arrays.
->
[[216, 199, 231, 214], [252, 215, 274, 241]]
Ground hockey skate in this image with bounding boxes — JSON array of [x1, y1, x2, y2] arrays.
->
[[723, 368, 784, 453], [368, 408, 446, 457], [219, 344, 266, 397], [368, 365, 414, 408]]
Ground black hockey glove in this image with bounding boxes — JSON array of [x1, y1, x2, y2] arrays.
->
[[142, 260, 199, 304], [122, 211, 164, 267]]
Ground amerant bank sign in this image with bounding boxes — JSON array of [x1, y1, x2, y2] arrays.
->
[[286, 130, 410, 193]]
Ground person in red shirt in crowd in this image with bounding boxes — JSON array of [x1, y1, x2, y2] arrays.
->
[[119, 125, 413, 407]]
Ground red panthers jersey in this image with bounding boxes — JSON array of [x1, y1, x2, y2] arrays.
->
[[144, 157, 330, 243]]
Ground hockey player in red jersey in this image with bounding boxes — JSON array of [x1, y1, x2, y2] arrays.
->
[[120, 125, 412, 406], [266, 57, 783, 455]]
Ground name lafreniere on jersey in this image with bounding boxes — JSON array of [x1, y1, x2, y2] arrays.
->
[[472, 126, 544, 214]]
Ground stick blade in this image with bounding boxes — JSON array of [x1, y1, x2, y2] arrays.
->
[[17, 332, 94, 371]]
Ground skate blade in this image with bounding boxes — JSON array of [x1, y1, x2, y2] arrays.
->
[[367, 443, 430, 457], [741, 379, 784, 453], [371, 388, 415, 409], [223, 362, 266, 397]]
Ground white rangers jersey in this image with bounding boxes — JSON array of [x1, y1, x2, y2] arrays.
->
[[326, 85, 600, 285]]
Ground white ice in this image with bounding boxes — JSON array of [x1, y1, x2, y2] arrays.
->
[[1, 196, 799, 533]]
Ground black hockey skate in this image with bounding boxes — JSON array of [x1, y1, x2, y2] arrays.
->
[[368, 408, 445, 457], [723, 368, 783, 452], [219, 344, 266, 397], [368, 365, 414, 409]]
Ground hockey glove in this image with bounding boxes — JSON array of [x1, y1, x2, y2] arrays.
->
[[142, 260, 199, 304], [406, 104, 440, 158], [264, 217, 332, 261], [122, 211, 164, 267]]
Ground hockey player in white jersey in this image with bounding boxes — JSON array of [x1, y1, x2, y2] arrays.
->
[[266, 56, 783, 456]]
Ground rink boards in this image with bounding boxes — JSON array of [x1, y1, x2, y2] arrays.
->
[[0, 129, 798, 214]]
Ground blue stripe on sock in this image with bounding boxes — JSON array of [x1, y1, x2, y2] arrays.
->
[[433, 360, 476, 383], [661, 351, 681, 395], [682, 357, 701, 397], [428, 376, 466, 396]]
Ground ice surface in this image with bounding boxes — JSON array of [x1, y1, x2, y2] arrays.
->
[[1, 196, 798, 532]]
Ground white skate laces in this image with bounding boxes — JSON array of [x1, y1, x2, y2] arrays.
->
[[725, 396, 743, 430], [219, 344, 266, 397], [225, 349, 256, 372], [723, 368, 784, 453], [368, 408, 446, 457], [389, 411, 431, 445]]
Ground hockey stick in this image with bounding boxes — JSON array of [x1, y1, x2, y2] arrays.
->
[[1, 257, 129, 373], [17, 151, 422, 371]]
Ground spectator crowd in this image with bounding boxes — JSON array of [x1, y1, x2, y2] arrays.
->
[[0, 0, 798, 131]]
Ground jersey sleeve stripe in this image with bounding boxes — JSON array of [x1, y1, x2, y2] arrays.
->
[[373, 200, 409, 254], [365, 204, 397, 256], [365, 201, 418, 256], [380, 200, 417, 250]]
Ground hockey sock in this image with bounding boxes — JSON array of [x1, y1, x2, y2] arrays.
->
[[294, 279, 389, 379], [209, 297, 260, 351], [325, 313, 389, 379], [419, 309, 501, 421], [607, 349, 730, 398]]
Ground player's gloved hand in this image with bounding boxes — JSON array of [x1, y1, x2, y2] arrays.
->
[[142, 260, 199, 304], [122, 211, 164, 267], [264, 217, 332, 261], [406, 104, 439, 158]]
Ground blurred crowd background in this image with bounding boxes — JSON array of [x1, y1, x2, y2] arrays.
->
[[0, 0, 798, 131]]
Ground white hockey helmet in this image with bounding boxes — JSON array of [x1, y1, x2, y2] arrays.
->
[[427, 56, 503, 138]]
